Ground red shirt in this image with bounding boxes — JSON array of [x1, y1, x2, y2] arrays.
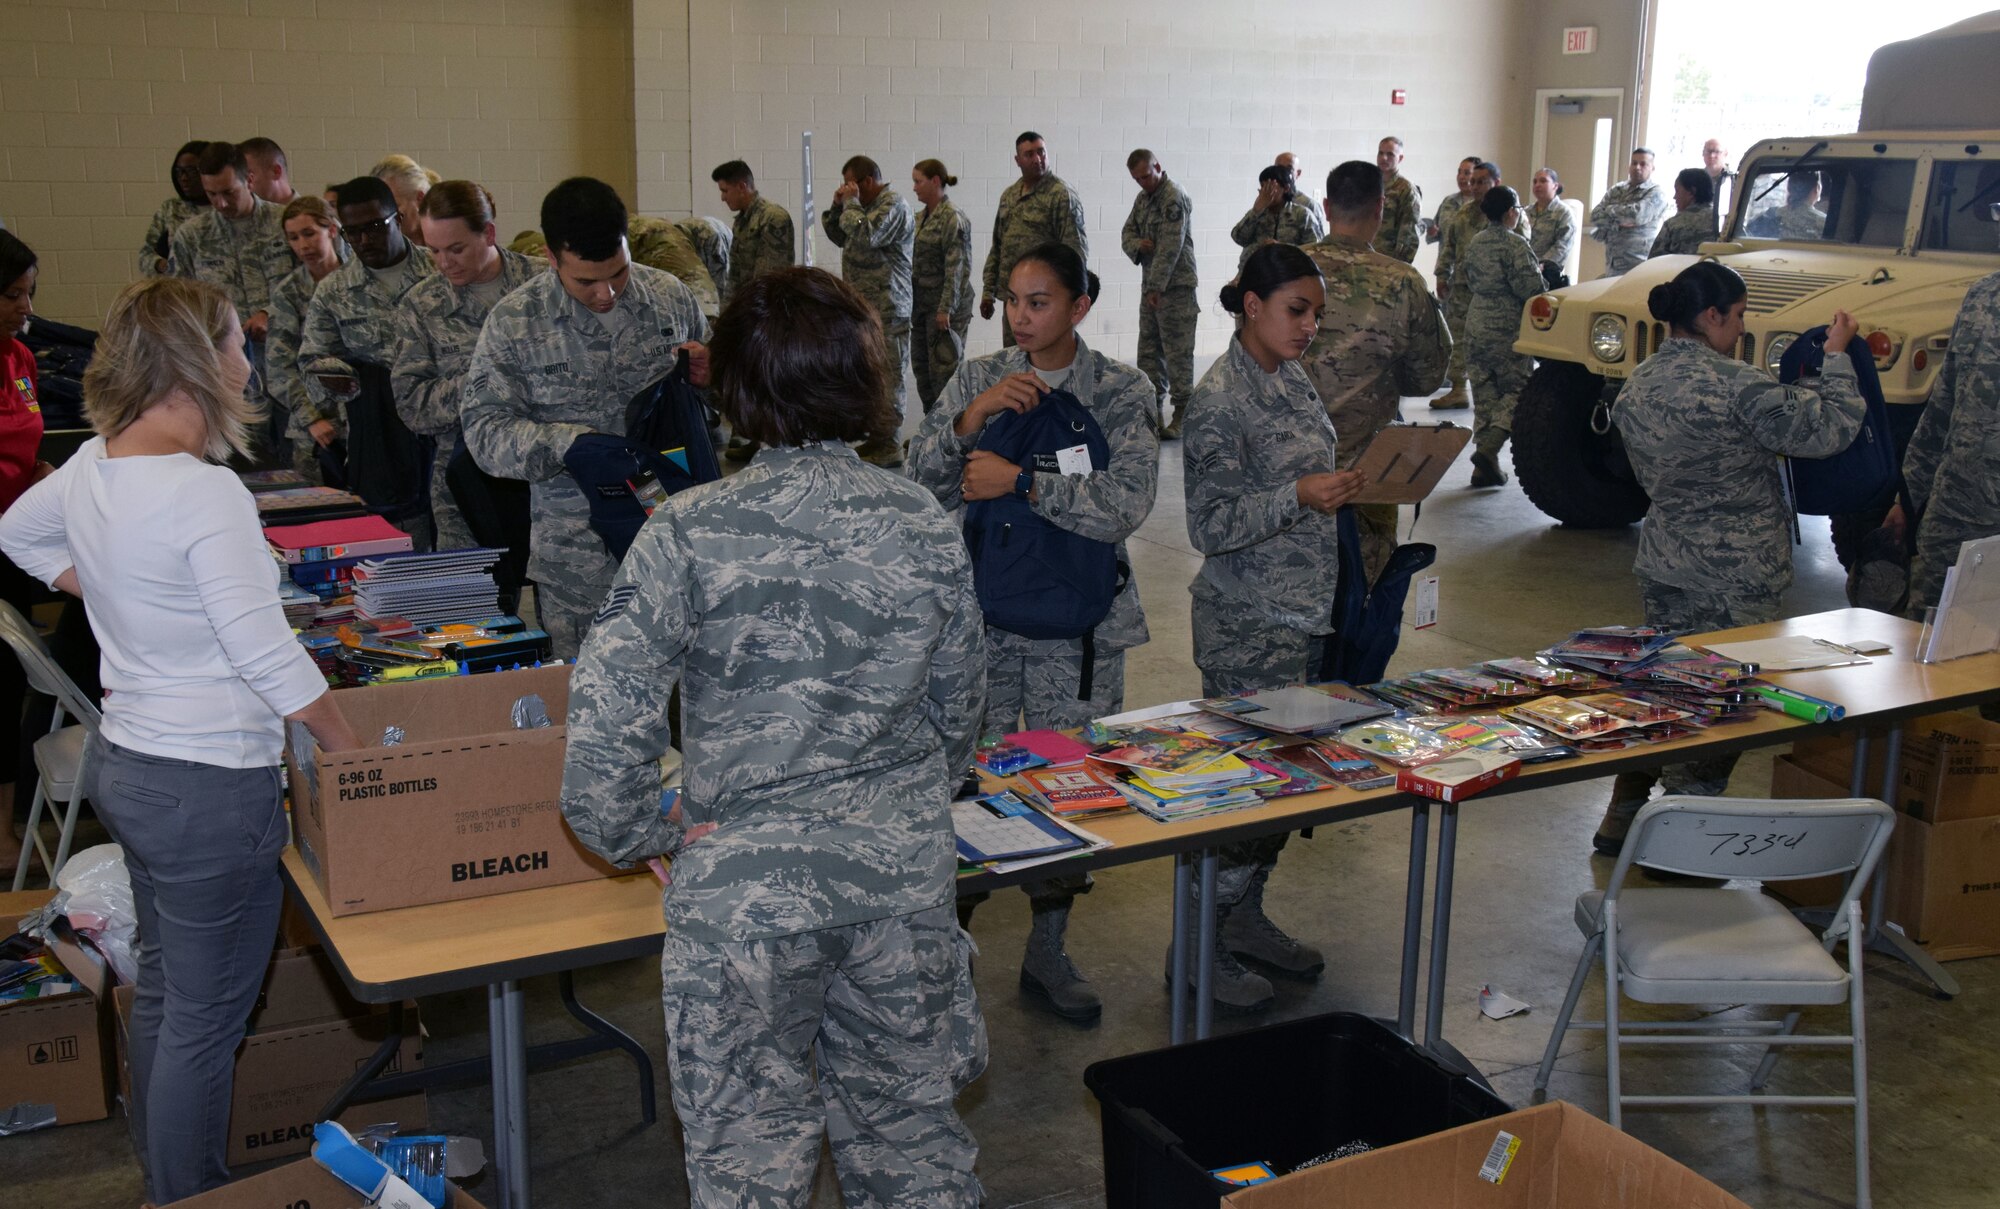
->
[[0, 338, 45, 514]]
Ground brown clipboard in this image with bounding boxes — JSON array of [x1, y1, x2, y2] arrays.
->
[[1351, 423, 1472, 504]]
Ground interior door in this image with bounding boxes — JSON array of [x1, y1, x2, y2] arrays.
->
[[1541, 94, 1623, 282]]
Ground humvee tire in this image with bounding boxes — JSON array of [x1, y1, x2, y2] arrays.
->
[[1511, 361, 1651, 529]]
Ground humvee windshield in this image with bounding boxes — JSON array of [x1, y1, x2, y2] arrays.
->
[[1921, 158, 2000, 253], [1732, 155, 1916, 248]]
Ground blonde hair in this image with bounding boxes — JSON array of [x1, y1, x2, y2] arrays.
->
[[372, 154, 440, 197], [280, 194, 338, 231], [84, 278, 261, 464], [913, 158, 958, 188], [419, 180, 496, 231]]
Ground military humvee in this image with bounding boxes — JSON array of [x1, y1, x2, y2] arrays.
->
[[1509, 13, 2000, 532]]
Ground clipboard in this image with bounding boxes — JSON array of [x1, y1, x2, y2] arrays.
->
[[1350, 423, 1472, 504]]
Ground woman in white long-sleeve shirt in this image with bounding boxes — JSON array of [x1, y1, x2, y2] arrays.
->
[[0, 276, 359, 1205]]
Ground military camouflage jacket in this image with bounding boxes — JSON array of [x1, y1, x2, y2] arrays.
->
[[1529, 200, 1577, 272], [912, 197, 974, 324], [169, 198, 296, 321], [267, 256, 348, 439], [1121, 178, 1198, 295], [1616, 337, 1864, 594], [1650, 205, 1715, 258], [1298, 233, 1451, 469], [982, 174, 1088, 304], [822, 187, 915, 326], [727, 194, 794, 303], [391, 248, 542, 438], [1433, 192, 1470, 245], [560, 441, 984, 943], [908, 339, 1159, 655], [1440, 201, 1530, 287], [1184, 339, 1341, 632], [675, 216, 733, 300], [298, 250, 436, 408], [1380, 174, 1424, 264], [1462, 225, 1546, 347], [1776, 202, 1828, 241], [140, 197, 201, 276], [1904, 271, 2000, 557], [462, 264, 709, 578], [1589, 180, 1671, 275], [1231, 195, 1325, 266]]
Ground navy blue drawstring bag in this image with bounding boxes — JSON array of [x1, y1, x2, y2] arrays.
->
[[1778, 327, 1899, 516]]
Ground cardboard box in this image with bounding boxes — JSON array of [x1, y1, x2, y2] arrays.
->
[[1398, 749, 1521, 802], [287, 664, 618, 915], [113, 984, 428, 1165], [249, 946, 370, 1032], [1220, 1101, 1749, 1208], [1, 889, 112, 1128], [1770, 755, 2000, 960], [1790, 710, 2000, 823], [161, 1158, 488, 1208]]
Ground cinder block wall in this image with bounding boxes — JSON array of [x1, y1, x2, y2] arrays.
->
[[3, 0, 1539, 363], [0, 0, 636, 326]]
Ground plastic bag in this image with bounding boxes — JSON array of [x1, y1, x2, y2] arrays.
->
[[54, 844, 137, 984], [54, 845, 137, 983]]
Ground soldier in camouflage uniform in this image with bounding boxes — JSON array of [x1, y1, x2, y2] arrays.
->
[[1375, 137, 1424, 265], [1528, 168, 1578, 286], [1431, 158, 1484, 409], [1589, 148, 1672, 276], [1299, 162, 1451, 581], [1121, 150, 1199, 437], [909, 242, 1157, 1024], [1461, 187, 1549, 488], [910, 159, 974, 414], [393, 182, 543, 554], [1776, 173, 1829, 241], [463, 178, 709, 659], [1650, 169, 1718, 259], [300, 177, 438, 547], [171, 142, 298, 405], [1183, 245, 1367, 1013], [561, 267, 986, 1209], [675, 215, 733, 304], [268, 197, 349, 482], [712, 161, 795, 462], [629, 216, 722, 319], [1899, 270, 2000, 615], [1596, 261, 1863, 851], [1437, 162, 1529, 411], [140, 141, 208, 277], [823, 155, 915, 467], [1230, 165, 1325, 268], [980, 132, 1089, 346]]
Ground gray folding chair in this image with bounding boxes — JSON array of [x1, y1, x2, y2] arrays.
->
[[1532, 794, 1894, 1209], [0, 601, 101, 891]]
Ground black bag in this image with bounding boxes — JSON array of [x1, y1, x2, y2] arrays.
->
[[341, 360, 434, 531], [1539, 262, 1570, 291], [447, 439, 531, 613]]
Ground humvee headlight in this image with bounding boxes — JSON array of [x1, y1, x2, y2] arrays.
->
[[1764, 332, 1798, 375], [1589, 315, 1626, 362]]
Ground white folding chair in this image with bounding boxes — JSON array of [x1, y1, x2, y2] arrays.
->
[[1532, 794, 1893, 1209], [0, 601, 101, 891]]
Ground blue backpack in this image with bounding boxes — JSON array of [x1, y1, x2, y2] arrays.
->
[[1777, 327, 1899, 516], [963, 388, 1126, 697]]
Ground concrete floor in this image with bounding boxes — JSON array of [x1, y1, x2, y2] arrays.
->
[[15, 386, 2000, 1208]]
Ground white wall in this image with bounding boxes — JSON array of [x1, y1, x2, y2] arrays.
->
[[665, 0, 1527, 364]]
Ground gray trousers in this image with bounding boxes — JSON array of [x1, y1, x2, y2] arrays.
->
[[89, 740, 287, 1205], [1192, 596, 1331, 904], [661, 903, 986, 1209]]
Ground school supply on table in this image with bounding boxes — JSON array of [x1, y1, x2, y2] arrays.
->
[[1545, 625, 1679, 667], [1194, 683, 1391, 736], [240, 468, 309, 492], [1749, 684, 1847, 723], [953, 792, 1088, 863], [1502, 695, 1632, 741], [1018, 765, 1130, 819], [1918, 533, 2000, 663], [266, 515, 416, 563], [1481, 656, 1607, 690], [1349, 422, 1472, 504], [1336, 718, 1464, 767], [1306, 741, 1400, 789], [349, 549, 505, 626], [1397, 748, 1522, 803], [1700, 633, 1873, 671], [1411, 715, 1577, 764], [1007, 728, 1096, 766], [976, 743, 1045, 775], [252, 484, 371, 523]]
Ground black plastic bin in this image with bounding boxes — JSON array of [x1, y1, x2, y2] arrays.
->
[[1083, 1012, 1511, 1209]]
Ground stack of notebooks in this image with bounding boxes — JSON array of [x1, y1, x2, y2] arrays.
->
[[350, 549, 505, 626], [266, 516, 416, 609], [1086, 731, 1278, 821], [952, 790, 1110, 874], [251, 484, 371, 524]]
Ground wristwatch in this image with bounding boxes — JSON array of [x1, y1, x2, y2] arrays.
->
[[1014, 470, 1034, 500]]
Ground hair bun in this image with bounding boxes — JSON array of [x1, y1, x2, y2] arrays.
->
[[1218, 282, 1246, 315], [945, 174, 959, 187], [1646, 281, 1681, 323]]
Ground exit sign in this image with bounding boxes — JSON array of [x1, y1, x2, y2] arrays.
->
[[1564, 26, 1598, 54]]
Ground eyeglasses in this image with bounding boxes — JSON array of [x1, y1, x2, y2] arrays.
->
[[341, 216, 395, 239]]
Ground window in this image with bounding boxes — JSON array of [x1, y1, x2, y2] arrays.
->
[[1921, 160, 2000, 254], [1732, 157, 1916, 248]]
